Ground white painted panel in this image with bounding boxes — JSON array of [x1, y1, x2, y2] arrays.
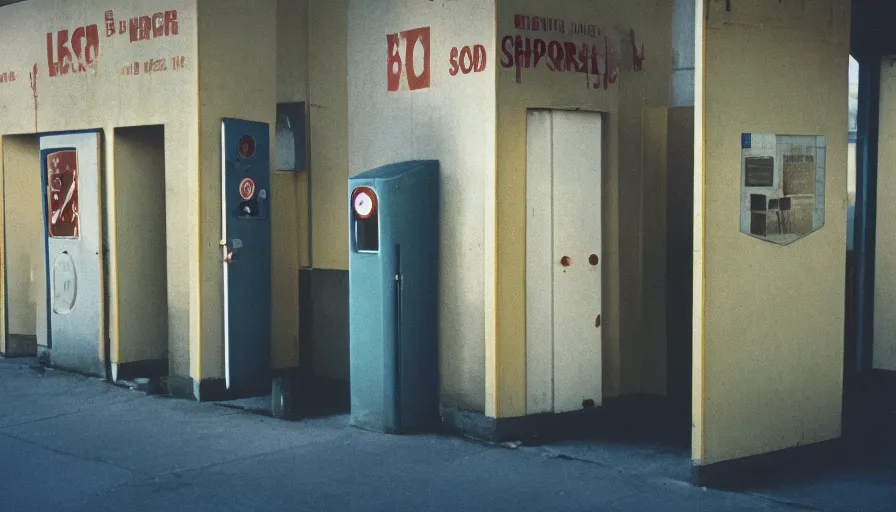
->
[[552, 110, 602, 413], [526, 110, 554, 415], [221, 122, 231, 389], [40, 132, 103, 375]]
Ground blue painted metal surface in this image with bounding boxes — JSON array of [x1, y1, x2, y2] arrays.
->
[[854, 59, 881, 377], [348, 160, 440, 434], [223, 119, 272, 396]]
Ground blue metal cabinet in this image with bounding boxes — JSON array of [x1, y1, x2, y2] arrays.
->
[[222, 119, 272, 397], [348, 161, 440, 434]]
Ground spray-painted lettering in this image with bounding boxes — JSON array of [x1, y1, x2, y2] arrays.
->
[[387, 27, 430, 92], [449, 45, 487, 76], [144, 58, 167, 73], [500, 35, 619, 89], [46, 25, 100, 77], [119, 55, 187, 77], [105, 10, 115, 37], [570, 22, 601, 38], [630, 29, 645, 71], [514, 15, 566, 34], [104, 10, 179, 42], [119, 61, 140, 76], [0, 71, 16, 83]]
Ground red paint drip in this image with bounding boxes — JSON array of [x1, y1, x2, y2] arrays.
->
[[29, 64, 38, 131], [630, 30, 645, 72]]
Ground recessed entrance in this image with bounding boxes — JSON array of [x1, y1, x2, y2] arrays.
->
[[2, 135, 42, 359], [111, 125, 169, 382]]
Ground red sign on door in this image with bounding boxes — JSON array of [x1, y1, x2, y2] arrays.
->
[[387, 27, 430, 92], [239, 177, 256, 200], [238, 136, 256, 159], [46, 150, 80, 238]]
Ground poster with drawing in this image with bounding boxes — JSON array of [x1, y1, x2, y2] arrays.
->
[[46, 149, 80, 239], [740, 134, 826, 245]]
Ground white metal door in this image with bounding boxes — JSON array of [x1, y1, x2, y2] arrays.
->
[[40, 132, 104, 376], [526, 110, 602, 414]]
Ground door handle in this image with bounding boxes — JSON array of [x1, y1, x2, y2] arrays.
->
[[223, 238, 243, 264]]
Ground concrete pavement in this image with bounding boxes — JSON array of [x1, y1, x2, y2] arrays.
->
[[1, 357, 894, 512]]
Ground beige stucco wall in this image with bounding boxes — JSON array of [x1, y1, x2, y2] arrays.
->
[[196, 0, 277, 381], [270, 0, 309, 370], [348, 0, 497, 411], [309, 0, 350, 272], [278, 0, 308, 107], [873, 57, 896, 371], [307, 0, 351, 380], [494, 0, 673, 418], [0, 0, 199, 376], [694, 0, 849, 465]]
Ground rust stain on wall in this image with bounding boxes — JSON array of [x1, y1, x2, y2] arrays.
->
[[29, 64, 38, 131]]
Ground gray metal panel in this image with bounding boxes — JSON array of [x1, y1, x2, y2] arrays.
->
[[40, 132, 104, 376]]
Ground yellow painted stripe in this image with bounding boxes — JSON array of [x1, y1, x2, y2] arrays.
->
[[488, 0, 500, 419], [692, 0, 707, 464], [196, 117, 203, 382], [192, 32, 203, 384], [0, 137, 6, 355], [108, 132, 122, 367]]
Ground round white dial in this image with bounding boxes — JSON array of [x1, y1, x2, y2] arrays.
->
[[354, 191, 374, 218]]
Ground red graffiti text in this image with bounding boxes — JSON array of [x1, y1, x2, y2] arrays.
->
[[449, 45, 487, 76], [0, 71, 16, 83], [630, 30, 645, 71], [46, 25, 100, 77], [104, 10, 179, 43], [105, 10, 115, 37], [570, 22, 601, 38], [119, 55, 187, 76], [144, 58, 168, 73], [514, 15, 565, 34], [500, 35, 619, 89], [387, 27, 430, 92], [30, 64, 38, 131]]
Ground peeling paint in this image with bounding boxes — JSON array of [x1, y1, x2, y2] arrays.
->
[[46, 25, 100, 77], [387, 27, 430, 92]]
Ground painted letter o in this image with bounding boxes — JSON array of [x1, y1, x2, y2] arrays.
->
[[460, 46, 473, 74]]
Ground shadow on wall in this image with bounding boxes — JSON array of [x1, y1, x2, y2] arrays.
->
[[2, 134, 42, 357], [299, 268, 350, 415]]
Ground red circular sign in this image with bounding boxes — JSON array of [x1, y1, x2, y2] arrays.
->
[[239, 178, 256, 200], [238, 136, 256, 159], [352, 187, 378, 220]]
